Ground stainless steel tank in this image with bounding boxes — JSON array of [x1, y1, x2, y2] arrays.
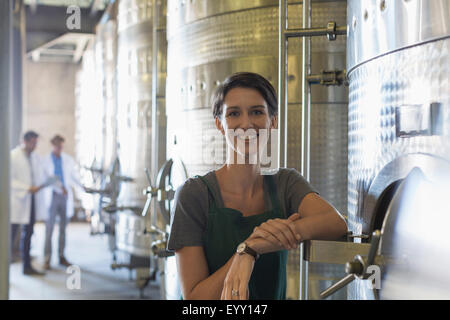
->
[[96, 11, 118, 173], [75, 42, 104, 217], [115, 0, 167, 282], [117, 0, 154, 214], [90, 6, 120, 238], [346, 0, 450, 299], [166, 0, 348, 299]]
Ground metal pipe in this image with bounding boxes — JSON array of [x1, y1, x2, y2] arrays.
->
[[151, 0, 160, 231], [0, 0, 12, 301], [301, 0, 311, 181], [278, 0, 288, 168], [285, 26, 347, 38], [299, 0, 312, 301]]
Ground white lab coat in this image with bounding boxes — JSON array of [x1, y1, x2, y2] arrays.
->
[[10, 146, 47, 224], [41, 152, 83, 220]]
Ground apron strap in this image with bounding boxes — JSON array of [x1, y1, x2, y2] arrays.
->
[[195, 175, 218, 209]]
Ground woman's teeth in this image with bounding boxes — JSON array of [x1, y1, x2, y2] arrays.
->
[[237, 134, 258, 140]]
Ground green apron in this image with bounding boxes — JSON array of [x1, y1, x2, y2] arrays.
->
[[197, 173, 288, 300]]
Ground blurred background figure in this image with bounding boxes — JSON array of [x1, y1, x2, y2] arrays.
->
[[42, 135, 83, 270], [10, 131, 46, 276]]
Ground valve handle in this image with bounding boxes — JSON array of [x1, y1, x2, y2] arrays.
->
[[319, 274, 355, 299], [319, 230, 382, 299], [144, 168, 153, 186]]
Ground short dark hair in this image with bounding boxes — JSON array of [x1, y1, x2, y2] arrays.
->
[[51, 134, 65, 145], [212, 72, 278, 119], [23, 130, 39, 141]]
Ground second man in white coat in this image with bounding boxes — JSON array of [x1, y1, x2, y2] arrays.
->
[[41, 135, 83, 270]]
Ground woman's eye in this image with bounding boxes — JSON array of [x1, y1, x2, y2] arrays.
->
[[227, 111, 239, 117], [252, 110, 264, 115]]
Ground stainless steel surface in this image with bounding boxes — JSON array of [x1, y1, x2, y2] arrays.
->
[[96, 10, 118, 173], [117, 0, 153, 210], [115, 210, 154, 257], [162, 252, 181, 300], [116, 0, 167, 258], [0, 0, 12, 300], [150, 0, 168, 250], [23, 0, 109, 8], [75, 43, 103, 214], [278, 0, 288, 168], [11, 0, 25, 147], [167, 0, 348, 300], [347, 0, 450, 72], [379, 167, 450, 299], [304, 240, 370, 264], [347, 9, 450, 297]]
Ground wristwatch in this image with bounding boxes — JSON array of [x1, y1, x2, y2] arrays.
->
[[236, 242, 260, 260]]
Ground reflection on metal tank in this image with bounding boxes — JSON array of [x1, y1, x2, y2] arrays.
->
[[75, 42, 104, 215], [166, 0, 348, 299], [90, 7, 120, 238], [116, 0, 167, 260], [96, 11, 118, 172], [346, 0, 450, 299]]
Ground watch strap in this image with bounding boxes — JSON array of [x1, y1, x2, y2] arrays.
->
[[241, 242, 259, 260]]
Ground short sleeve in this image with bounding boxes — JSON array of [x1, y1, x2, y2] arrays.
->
[[278, 168, 319, 216], [167, 178, 209, 251]]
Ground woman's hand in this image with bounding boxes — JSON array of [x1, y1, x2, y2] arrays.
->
[[221, 253, 255, 300], [248, 213, 302, 250]]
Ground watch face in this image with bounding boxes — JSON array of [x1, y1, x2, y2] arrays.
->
[[237, 242, 246, 254]]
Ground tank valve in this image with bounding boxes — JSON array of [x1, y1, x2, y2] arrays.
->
[[320, 230, 382, 299], [152, 240, 174, 258]]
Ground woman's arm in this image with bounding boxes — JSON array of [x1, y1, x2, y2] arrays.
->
[[176, 246, 237, 300], [294, 192, 347, 240], [247, 193, 347, 254], [222, 193, 348, 299]]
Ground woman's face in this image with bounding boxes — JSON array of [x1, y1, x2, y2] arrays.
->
[[216, 87, 277, 162]]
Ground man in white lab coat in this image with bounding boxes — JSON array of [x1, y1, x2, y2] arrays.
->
[[10, 131, 47, 275], [41, 135, 83, 270]]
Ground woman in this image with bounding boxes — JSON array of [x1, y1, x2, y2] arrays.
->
[[167, 72, 347, 300]]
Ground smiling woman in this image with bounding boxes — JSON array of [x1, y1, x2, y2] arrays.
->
[[167, 72, 347, 300]]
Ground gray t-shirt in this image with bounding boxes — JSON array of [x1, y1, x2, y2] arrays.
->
[[167, 168, 318, 251]]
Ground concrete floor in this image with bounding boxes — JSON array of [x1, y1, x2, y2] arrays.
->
[[9, 222, 161, 300]]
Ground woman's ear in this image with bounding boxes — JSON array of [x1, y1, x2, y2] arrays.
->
[[270, 115, 278, 129], [215, 117, 225, 135]]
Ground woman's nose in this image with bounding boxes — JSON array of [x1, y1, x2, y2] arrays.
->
[[238, 113, 252, 129]]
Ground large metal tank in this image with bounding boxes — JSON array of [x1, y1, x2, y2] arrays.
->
[[166, 0, 348, 299], [96, 9, 118, 174], [89, 5, 120, 237], [115, 0, 167, 279], [346, 0, 450, 299], [75, 42, 104, 217]]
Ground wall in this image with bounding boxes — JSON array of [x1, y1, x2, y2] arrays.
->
[[23, 59, 80, 158]]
